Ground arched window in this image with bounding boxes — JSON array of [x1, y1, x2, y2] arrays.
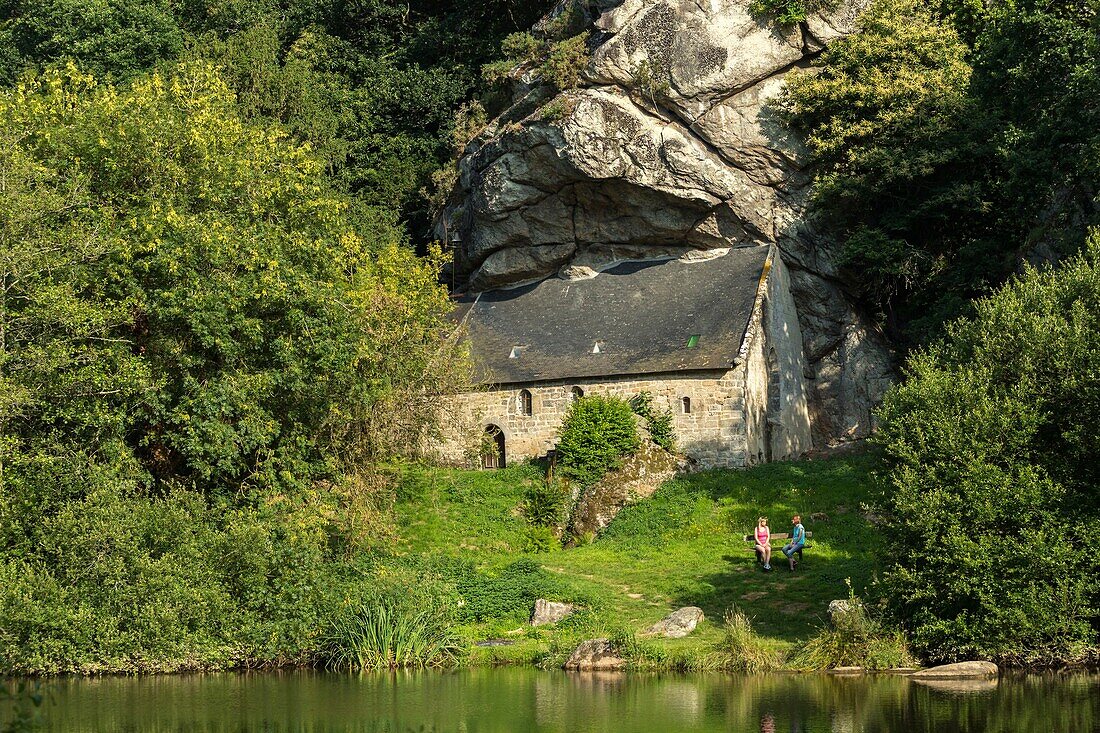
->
[[571, 386, 584, 401], [519, 389, 533, 416], [681, 396, 691, 414]]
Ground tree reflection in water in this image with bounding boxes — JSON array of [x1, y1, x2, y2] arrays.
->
[[15, 668, 1100, 732]]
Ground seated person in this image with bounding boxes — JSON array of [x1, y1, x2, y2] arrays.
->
[[782, 514, 806, 571], [754, 516, 772, 571]]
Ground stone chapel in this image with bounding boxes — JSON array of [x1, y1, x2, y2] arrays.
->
[[438, 244, 813, 469]]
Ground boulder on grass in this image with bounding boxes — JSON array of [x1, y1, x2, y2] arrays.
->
[[828, 599, 854, 622], [531, 599, 574, 626], [563, 639, 625, 671], [645, 606, 705, 638], [911, 661, 999, 679]]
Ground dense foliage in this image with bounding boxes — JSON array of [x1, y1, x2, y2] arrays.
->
[[0, 0, 554, 237], [0, 61, 464, 673], [0, 0, 560, 675], [556, 396, 641, 487], [875, 235, 1100, 663], [0, 0, 1098, 675], [785, 0, 1100, 344]]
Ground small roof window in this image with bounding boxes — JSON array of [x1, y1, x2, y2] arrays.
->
[[509, 346, 526, 359], [686, 334, 700, 348], [591, 340, 604, 354]]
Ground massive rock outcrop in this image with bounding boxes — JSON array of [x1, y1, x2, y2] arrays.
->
[[439, 0, 896, 445]]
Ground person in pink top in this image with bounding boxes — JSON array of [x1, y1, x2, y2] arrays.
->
[[754, 516, 772, 571]]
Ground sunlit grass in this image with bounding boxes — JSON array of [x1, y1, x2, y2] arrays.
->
[[390, 453, 885, 665]]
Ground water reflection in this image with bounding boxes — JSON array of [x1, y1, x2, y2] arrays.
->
[[14, 668, 1099, 733]]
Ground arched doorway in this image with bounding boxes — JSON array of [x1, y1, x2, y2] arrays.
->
[[482, 425, 506, 469]]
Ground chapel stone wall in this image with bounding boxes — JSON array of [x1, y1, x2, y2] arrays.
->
[[437, 369, 749, 469]]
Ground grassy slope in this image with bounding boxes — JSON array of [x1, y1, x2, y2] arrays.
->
[[390, 453, 884, 662]]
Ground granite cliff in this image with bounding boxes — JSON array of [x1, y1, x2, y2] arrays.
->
[[438, 0, 895, 445]]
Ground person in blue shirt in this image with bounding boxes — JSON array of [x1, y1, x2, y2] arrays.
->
[[782, 514, 805, 571]]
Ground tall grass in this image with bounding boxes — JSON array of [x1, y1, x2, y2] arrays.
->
[[715, 608, 785, 672], [790, 594, 915, 670], [319, 603, 462, 671]]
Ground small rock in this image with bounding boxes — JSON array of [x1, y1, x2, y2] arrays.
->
[[829, 666, 863, 674], [827, 599, 855, 622], [531, 599, 574, 626], [563, 639, 626, 671], [810, 512, 828, 522], [644, 606, 705, 638], [911, 661, 999, 679]]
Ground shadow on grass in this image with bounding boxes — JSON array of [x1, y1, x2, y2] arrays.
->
[[668, 551, 853, 641]]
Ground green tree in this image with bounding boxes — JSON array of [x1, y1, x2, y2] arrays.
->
[[0, 61, 464, 673], [782, 0, 977, 337], [875, 233, 1100, 663], [784, 0, 1100, 345], [0, 0, 184, 82]]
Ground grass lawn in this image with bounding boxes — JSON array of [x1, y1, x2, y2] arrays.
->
[[389, 453, 885, 664]]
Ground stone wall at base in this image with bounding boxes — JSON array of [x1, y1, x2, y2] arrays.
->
[[437, 368, 750, 469]]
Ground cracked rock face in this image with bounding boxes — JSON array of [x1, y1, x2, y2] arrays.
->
[[439, 0, 894, 445]]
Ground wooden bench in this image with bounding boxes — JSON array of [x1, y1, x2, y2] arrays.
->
[[743, 531, 812, 566]]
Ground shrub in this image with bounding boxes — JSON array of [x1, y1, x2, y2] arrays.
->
[[540, 34, 589, 90], [875, 236, 1100, 663], [557, 396, 640, 487], [749, 0, 816, 25], [629, 392, 676, 452], [715, 608, 784, 672], [455, 558, 571, 623], [523, 478, 571, 528], [482, 29, 589, 92], [319, 602, 461, 670], [522, 525, 557, 553], [630, 59, 670, 105], [540, 98, 569, 122]]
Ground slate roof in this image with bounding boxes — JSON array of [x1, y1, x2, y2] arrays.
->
[[455, 245, 772, 385]]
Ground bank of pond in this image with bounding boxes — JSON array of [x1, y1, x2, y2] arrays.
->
[[4, 667, 1098, 732]]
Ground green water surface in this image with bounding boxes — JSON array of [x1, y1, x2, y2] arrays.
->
[[19, 668, 1100, 733]]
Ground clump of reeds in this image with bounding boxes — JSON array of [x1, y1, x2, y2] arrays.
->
[[790, 591, 916, 670], [715, 608, 785, 672], [319, 602, 462, 671]]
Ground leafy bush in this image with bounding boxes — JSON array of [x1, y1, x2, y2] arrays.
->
[[540, 34, 589, 90], [557, 396, 640, 487], [715, 608, 784, 672], [782, 0, 973, 324], [483, 28, 590, 92], [455, 558, 571, 623], [319, 602, 461, 671], [875, 236, 1100, 663], [629, 392, 676, 452], [522, 525, 557, 554], [750, 0, 821, 25], [783, 0, 1100, 344], [523, 478, 571, 528]]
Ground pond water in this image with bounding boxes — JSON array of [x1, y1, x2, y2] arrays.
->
[[17, 667, 1100, 733]]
